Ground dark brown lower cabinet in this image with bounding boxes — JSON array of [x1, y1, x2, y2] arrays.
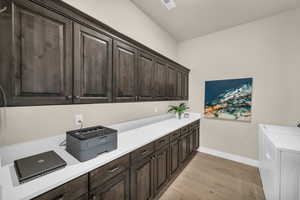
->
[[192, 129, 197, 151], [154, 145, 170, 194], [130, 156, 155, 200], [188, 132, 194, 155], [195, 128, 200, 150], [31, 121, 200, 200], [90, 170, 130, 200], [191, 127, 200, 151], [170, 139, 180, 176], [179, 135, 188, 164], [33, 175, 88, 200]]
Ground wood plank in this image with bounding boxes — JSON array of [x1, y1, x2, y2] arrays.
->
[[159, 152, 265, 200]]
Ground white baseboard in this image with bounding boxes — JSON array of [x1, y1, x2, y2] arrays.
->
[[198, 147, 259, 167]]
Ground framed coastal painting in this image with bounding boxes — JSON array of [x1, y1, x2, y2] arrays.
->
[[204, 78, 253, 122]]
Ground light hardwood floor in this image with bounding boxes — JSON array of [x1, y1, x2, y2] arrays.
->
[[160, 152, 265, 200]]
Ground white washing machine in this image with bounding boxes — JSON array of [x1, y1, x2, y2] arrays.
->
[[259, 124, 300, 200]]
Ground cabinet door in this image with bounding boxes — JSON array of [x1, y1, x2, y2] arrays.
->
[[166, 66, 177, 100], [192, 127, 200, 151], [113, 40, 138, 102], [188, 132, 194, 155], [11, 2, 73, 106], [131, 156, 155, 200], [176, 71, 183, 100], [137, 51, 155, 101], [154, 145, 170, 194], [74, 23, 112, 104], [170, 139, 180, 177], [91, 170, 130, 200], [195, 128, 200, 150], [179, 135, 188, 164], [182, 72, 189, 100], [154, 59, 167, 100]]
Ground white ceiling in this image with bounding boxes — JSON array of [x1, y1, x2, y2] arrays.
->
[[131, 0, 300, 41]]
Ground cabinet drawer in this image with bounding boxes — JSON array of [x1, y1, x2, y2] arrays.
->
[[89, 154, 130, 190], [131, 142, 154, 162], [190, 120, 200, 129], [90, 170, 130, 200], [181, 125, 190, 135], [33, 175, 88, 200], [170, 130, 181, 141], [155, 135, 170, 150]]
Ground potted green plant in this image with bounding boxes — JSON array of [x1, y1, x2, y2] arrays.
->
[[168, 103, 190, 119]]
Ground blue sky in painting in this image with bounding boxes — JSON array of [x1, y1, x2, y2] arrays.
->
[[205, 78, 253, 105]]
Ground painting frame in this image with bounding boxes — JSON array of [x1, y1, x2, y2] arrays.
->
[[204, 78, 253, 122]]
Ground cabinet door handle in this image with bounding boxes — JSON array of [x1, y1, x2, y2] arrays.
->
[[158, 139, 165, 144], [0, 6, 7, 14], [65, 95, 72, 100], [74, 96, 80, 99], [108, 166, 120, 173]]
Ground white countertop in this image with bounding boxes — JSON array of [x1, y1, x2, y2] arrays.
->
[[259, 124, 300, 152], [0, 113, 201, 200]]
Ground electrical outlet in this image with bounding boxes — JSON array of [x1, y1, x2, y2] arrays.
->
[[75, 114, 83, 126], [154, 107, 158, 113]]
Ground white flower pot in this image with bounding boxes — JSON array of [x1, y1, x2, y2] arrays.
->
[[176, 112, 182, 119]]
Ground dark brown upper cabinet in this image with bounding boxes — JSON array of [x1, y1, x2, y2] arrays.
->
[[74, 23, 113, 104], [0, 0, 189, 107], [154, 59, 168, 100], [176, 71, 183, 100], [166, 65, 177, 100], [137, 51, 155, 101], [10, 1, 73, 106], [182, 72, 189, 100], [113, 40, 138, 102]]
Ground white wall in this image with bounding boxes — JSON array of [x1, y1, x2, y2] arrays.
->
[[178, 8, 300, 160], [62, 0, 178, 60], [0, 0, 180, 147]]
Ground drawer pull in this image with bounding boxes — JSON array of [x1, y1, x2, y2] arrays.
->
[[65, 95, 72, 100], [158, 139, 165, 144], [108, 166, 120, 173]]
